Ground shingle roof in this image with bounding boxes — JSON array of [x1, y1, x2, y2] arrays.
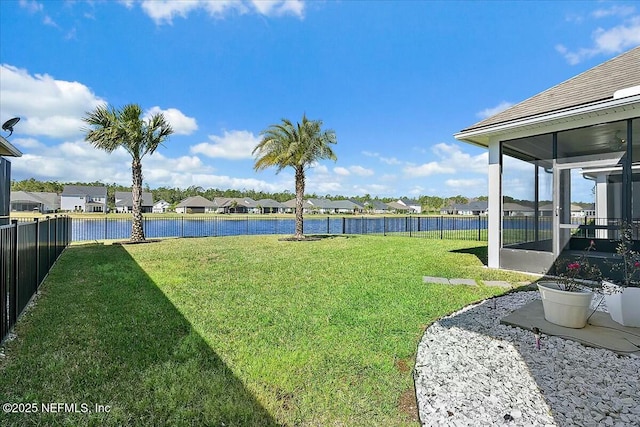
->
[[214, 197, 257, 208], [61, 185, 107, 197], [114, 191, 154, 207], [255, 199, 285, 208], [176, 196, 216, 208], [283, 199, 312, 208], [387, 201, 415, 211], [10, 191, 59, 207], [462, 47, 640, 132]]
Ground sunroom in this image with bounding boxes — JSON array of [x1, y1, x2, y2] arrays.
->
[[455, 47, 640, 274]]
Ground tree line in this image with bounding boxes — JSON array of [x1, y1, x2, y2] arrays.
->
[[11, 177, 484, 211]]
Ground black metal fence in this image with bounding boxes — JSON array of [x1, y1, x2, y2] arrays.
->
[[1, 216, 71, 343], [69, 215, 489, 242]]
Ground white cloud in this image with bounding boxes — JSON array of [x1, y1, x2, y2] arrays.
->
[[477, 101, 513, 119], [403, 142, 487, 178], [190, 130, 259, 160], [0, 64, 105, 138], [362, 150, 402, 165], [349, 165, 374, 176], [592, 5, 636, 19], [251, 0, 304, 17], [145, 106, 198, 135], [12, 138, 45, 150], [334, 166, 350, 176], [134, 0, 304, 25], [18, 0, 43, 14], [403, 162, 455, 177], [445, 178, 486, 189], [313, 164, 329, 174], [557, 15, 640, 65], [8, 137, 283, 193]]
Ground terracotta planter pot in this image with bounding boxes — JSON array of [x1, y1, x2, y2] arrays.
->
[[537, 281, 594, 328], [602, 281, 640, 327]]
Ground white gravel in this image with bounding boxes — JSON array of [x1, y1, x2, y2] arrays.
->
[[414, 291, 640, 426]]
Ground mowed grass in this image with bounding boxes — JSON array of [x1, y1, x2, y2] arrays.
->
[[0, 235, 534, 426]]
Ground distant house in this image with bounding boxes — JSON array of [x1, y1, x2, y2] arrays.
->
[[1, 135, 22, 225], [538, 203, 584, 217], [307, 198, 335, 214], [503, 202, 534, 217], [214, 197, 257, 214], [254, 199, 285, 214], [442, 201, 488, 215], [367, 200, 390, 214], [332, 199, 364, 214], [395, 198, 422, 214], [283, 198, 312, 214], [386, 201, 416, 214], [114, 191, 154, 213], [61, 185, 107, 213], [10, 191, 60, 213], [175, 196, 217, 214], [152, 200, 170, 213]]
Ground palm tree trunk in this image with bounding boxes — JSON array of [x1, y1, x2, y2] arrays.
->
[[295, 166, 305, 239], [131, 158, 145, 242]]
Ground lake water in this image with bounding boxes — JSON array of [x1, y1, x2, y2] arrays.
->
[[70, 215, 490, 242]]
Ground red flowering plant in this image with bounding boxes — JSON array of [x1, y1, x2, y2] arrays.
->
[[552, 240, 602, 292]]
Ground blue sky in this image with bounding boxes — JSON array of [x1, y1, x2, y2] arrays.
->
[[1, 0, 639, 199]]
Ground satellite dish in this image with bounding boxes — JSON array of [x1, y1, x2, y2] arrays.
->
[[2, 117, 20, 137]]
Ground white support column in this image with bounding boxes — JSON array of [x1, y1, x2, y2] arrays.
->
[[595, 173, 609, 239], [487, 137, 501, 269]]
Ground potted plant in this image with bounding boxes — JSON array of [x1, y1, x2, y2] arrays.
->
[[602, 225, 640, 327], [537, 241, 602, 329]]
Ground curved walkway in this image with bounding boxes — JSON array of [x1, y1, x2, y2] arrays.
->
[[414, 291, 640, 426]]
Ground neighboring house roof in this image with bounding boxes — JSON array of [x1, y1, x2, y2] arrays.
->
[[452, 201, 488, 211], [10, 191, 59, 208], [369, 200, 389, 210], [398, 198, 420, 206], [154, 200, 170, 206], [255, 199, 285, 208], [61, 185, 107, 197], [462, 47, 640, 133], [387, 201, 415, 211], [215, 197, 257, 208], [283, 199, 313, 209], [503, 202, 533, 212], [307, 198, 335, 209], [176, 196, 216, 208], [539, 203, 583, 212], [0, 135, 22, 157], [331, 200, 362, 210], [114, 191, 154, 207]]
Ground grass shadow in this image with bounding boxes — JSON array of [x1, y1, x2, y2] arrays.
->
[[449, 245, 488, 266], [0, 244, 280, 426]]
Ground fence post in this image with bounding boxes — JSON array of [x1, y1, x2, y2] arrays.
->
[[440, 216, 444, 239], [478, 215, 481, 241], [342, 217, 346, 234], [327, 216, 330, 234], [409, 216, 412, 237], [34, 218, 40, 291], [181, 216, 184, 237], [383, 216, 386, 236], [11, 219, 18, 325], [104, 216, 108, 240]]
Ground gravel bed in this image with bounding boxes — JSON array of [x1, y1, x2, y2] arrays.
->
[[414, 291, 640, 426]]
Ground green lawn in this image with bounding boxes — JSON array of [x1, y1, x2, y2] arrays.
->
[[0, 235, 534, 426]]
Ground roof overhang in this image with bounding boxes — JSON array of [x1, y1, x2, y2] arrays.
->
[[454, 94, 640, 148], [0, 135, 22, 157]]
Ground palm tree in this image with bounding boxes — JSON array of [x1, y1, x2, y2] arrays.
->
[[83, 104, 173, 242], [253, 114, 337, 239]]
